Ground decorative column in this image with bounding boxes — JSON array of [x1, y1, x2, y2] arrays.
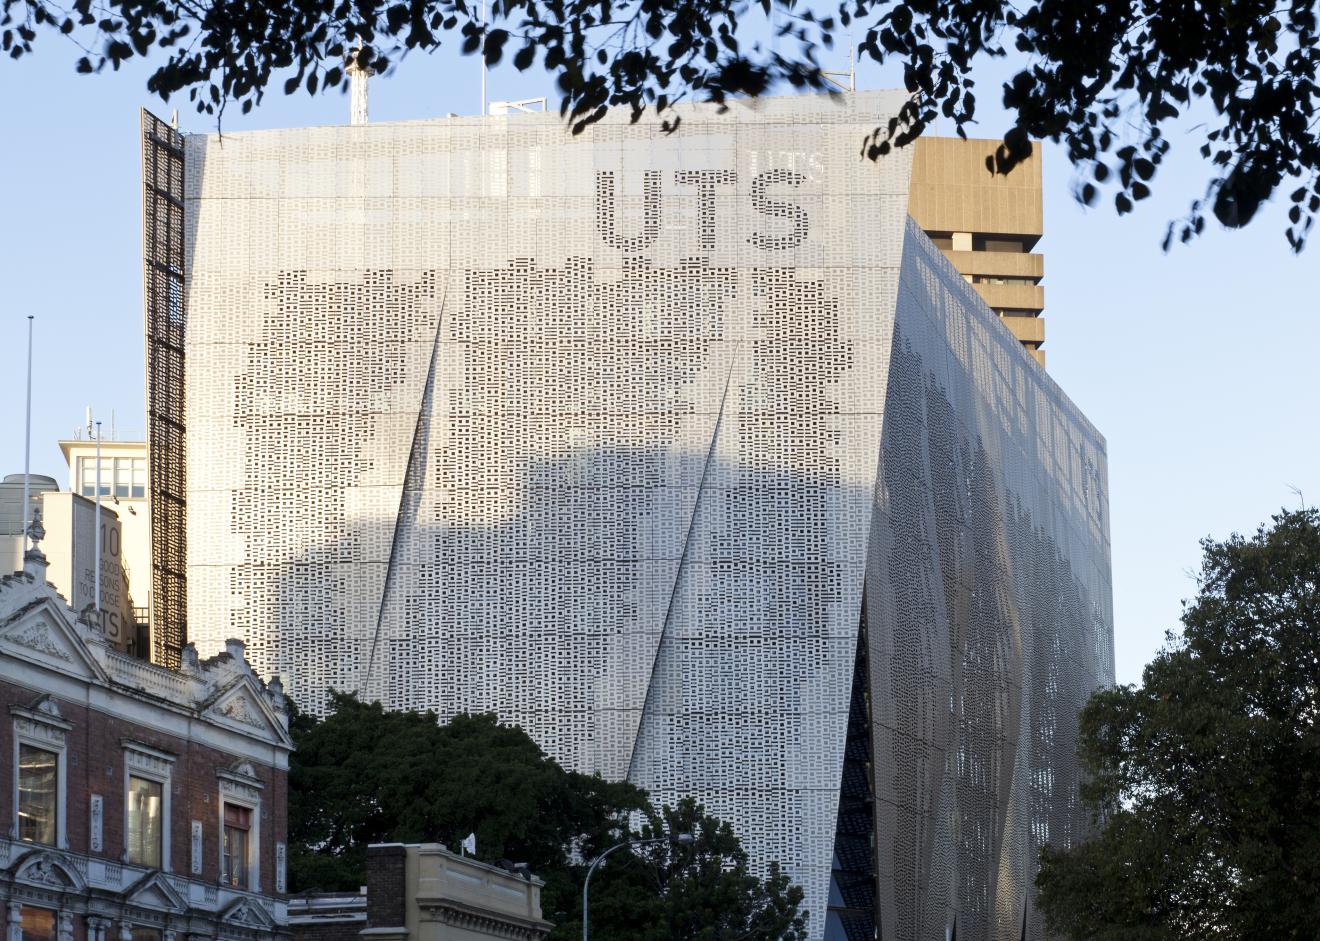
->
[[57, 913, 73, 941], [118, 920, 133, 941], [86, 917, 107, 941], [7, 902, 23, 941]]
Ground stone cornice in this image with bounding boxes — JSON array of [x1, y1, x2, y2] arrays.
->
[[0, 838, 289, 928], [417, 899, 551, 941]]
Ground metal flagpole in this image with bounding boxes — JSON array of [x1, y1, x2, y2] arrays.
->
[[480, 0, 488, 116], [22, 316, 33, 550], [94, 418, 102, 624]]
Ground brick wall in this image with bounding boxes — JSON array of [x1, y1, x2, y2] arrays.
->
[[365, 844, 407, 927], [0, 678, 287, 892], [289, 921, 361, 941]]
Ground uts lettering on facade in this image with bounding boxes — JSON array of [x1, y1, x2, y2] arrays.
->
[[595, 170, 810, 251]]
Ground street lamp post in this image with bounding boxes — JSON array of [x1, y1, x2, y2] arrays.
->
[[582, 832, 694, 941]]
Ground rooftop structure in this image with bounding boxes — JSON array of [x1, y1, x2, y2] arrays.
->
[[58, 437, 153, 647], [2, 439, 153, 658], [0, 473, 59, 538], [909, 137, 1048, 365]]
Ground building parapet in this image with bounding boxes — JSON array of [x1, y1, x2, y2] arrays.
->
[[289, 845, 550, 941], [941, 248, 1045, 281], [105, 646, 194, 701], [288, 895, 367, 924]]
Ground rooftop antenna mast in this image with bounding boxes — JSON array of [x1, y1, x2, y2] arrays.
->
[[480, 0, 489, 115], [822, 45, 856, 92], [22, 316, 33, 551]]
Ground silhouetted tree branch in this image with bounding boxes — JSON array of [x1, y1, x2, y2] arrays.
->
[[4, 0, 1317, 247]]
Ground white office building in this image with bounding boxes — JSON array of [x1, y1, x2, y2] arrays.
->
[[143, 92, 1114, 940]]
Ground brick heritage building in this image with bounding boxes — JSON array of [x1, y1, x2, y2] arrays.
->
[[1, 518, 293, 941]]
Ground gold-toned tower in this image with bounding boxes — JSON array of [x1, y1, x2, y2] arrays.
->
[[909, 137, 1047, 366]]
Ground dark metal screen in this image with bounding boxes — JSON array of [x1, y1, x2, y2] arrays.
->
[[141, 109, 187, 668]]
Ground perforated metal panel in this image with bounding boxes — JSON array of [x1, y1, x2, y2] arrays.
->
[[861, 221, 1114, 939], [178, 95, 1113, 939], [141, 109, 187, 668]]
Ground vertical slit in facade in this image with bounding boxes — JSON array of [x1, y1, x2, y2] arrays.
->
[[826, 594, 878, 941]]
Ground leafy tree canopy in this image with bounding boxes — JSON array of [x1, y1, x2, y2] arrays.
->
[[287, 692, 806, 941], [2, 0, 1318, 248], [565, 798, 807, 941], [1036, 508, 1320, 941], [287, 691, 646, 895]]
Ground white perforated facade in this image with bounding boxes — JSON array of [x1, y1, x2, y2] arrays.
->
[[173, 93, 1113, 940]]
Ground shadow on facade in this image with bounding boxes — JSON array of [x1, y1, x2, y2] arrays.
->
[[245, 339, 1109, 941]]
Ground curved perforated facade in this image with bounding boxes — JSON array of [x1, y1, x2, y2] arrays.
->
[[175, 93, 1114, 940]]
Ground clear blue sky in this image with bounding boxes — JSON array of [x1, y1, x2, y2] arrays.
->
[[2, 36, 1315, 687]]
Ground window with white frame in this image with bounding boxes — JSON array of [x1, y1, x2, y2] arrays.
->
[[12, 698, 70, 848], [124, 743, 174, 871], [217, 764, 262, 892], [17, 745, 58, 845], [79, 456, 147, 499], [127, 777, 163, 867]]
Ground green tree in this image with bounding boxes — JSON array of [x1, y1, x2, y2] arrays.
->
[[287, 693, 646, 896], [569, 798, 808, 941], [3, 0, 1318, 247], [288, 693, 807, 940], [1036, 508, 1320, 941]]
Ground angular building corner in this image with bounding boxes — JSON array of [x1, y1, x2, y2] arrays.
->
[[853, 220, 1112, 939], [152, 92, 1114, 940]]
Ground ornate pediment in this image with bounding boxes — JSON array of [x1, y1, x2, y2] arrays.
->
[[218, 693, 264, 728], [0, 598, 110, 683], [220, 897, 275, 928], [9, 849, 86, 890], [201, 677, 294, 747], [217, 758, 264, 802], [32, 695, 65, 719], [11, 694, 74, 748], [123, 871, 188, 912], [5, 619, 71, 661]]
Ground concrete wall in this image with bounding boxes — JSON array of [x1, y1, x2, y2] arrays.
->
[[907, 137, 1044, 239], [908, 137, 1049, 364]]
